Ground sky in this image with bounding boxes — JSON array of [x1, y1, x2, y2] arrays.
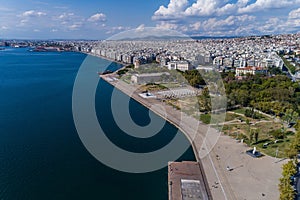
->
[[0, 0, 300, 39]]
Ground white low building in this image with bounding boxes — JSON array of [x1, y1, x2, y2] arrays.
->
[[235, 66, 268, 76], [131, 72, 170, 84], [168, 60, 193, 71]]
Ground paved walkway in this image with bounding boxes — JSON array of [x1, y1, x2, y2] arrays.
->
[[102, 75, 287, 200]]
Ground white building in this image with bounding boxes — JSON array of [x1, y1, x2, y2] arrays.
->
[[167, 60, 193, 71], [235, 66, 268, 77]]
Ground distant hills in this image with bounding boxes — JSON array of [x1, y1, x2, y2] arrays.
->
[[106, 35, 241, 41]]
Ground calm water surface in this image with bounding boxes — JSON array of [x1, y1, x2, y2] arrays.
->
[[0, 48, 195, 199]]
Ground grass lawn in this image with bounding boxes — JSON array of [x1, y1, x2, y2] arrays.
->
[[139, 83, 167, 92], [222, 122, 294, 158], [161, 82, 181, 88], [120, 75, 131, 84], [231, 108, 246, 115], [231, 108, 272, 121], [200, 112, 241, 124], [257, 137, 292, 158]]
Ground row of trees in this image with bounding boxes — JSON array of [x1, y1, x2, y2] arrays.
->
[[180, 69, 206, 87], [190, 72, 300, 119], [244, 108, 262, 119], [279, 159, 298, 200], [283, 120, 300, 159], [224, 74, 300, 119], [279, 121, 299, 199]]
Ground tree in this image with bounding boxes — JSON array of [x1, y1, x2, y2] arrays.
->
[[249, 128, 259, 143], [249, 130, 254, 144], [282, 160, 297, 178], [288, 130, 300, 158], [198, 87, 211, 112], [236, 89, 250, 106], [254, 130, 259, 143], [270, 129, 285, 140], [283, 109, 299, 124], [279, 182, 296, 200], [294, 119, 300, 131], [279, 160, 297, 200], [285, 143, 299, 159]]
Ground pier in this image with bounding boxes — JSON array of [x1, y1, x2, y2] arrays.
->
[[168, 161, 211, 200]]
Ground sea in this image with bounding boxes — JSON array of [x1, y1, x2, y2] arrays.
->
[[0, 47, 195, 199]]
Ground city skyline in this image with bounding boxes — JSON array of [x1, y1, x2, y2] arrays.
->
[[0, 0, 300, 39]]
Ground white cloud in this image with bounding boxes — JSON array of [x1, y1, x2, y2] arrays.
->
[[87, 13, 106, 22], [202, 15, 256, 33], [151, 0, 300, 36], [68, 23, 82, 31], [190, 22, 201, 30], [136, 24, 145, 32], [238, 0, 295, 13], [286, 8, 300, 30], [153, 0, 299, 20], [58, 13, 74, 20], [153, 0, 250, 19], [1, 26, 8, 30], [105, 26, 130, 34], [16, 19, 29, 27], [153, 0, 188, 20], [156, 21, 179, 30], [289, 7, 300, 19], [184, 0, 221, 16], [255, 17, 283, 33], [22, 10, 46, 17], [16, 10, 47, 27]]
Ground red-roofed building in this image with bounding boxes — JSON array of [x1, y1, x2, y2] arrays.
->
[[235, 66, 268, 77]]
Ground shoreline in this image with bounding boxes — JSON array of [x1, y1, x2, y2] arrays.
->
[[100, 72, 286, 200], [100, 73, 212, 199], [82, 52, 128, 66], [100, 75, 203, 162]]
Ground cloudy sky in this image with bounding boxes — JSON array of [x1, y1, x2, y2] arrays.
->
[[0, 0, 300, 39]]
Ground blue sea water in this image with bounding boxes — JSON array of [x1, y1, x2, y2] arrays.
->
[[0, 47, 195, 199]]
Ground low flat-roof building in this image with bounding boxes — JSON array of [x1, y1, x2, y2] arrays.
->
[[168, 60, 193, 71], [131, 72, 169, 84]]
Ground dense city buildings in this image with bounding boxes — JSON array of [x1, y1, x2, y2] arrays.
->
[[235, 66, 268, 77], [72, 33, 300, 79], [1, 33, 300, 79], [0, 33, 300, 77]]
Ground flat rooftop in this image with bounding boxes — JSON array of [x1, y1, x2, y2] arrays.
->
[[133, 72, 170, 77], [168, 161, 211, 200]]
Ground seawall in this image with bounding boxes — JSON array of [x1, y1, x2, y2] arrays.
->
[[100, 75, 213, 199]]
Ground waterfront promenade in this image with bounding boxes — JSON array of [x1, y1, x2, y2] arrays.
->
[[101, 74, 286, 200]]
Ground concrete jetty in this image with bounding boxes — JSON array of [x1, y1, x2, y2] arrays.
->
[[168, 161, 211, 200]]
